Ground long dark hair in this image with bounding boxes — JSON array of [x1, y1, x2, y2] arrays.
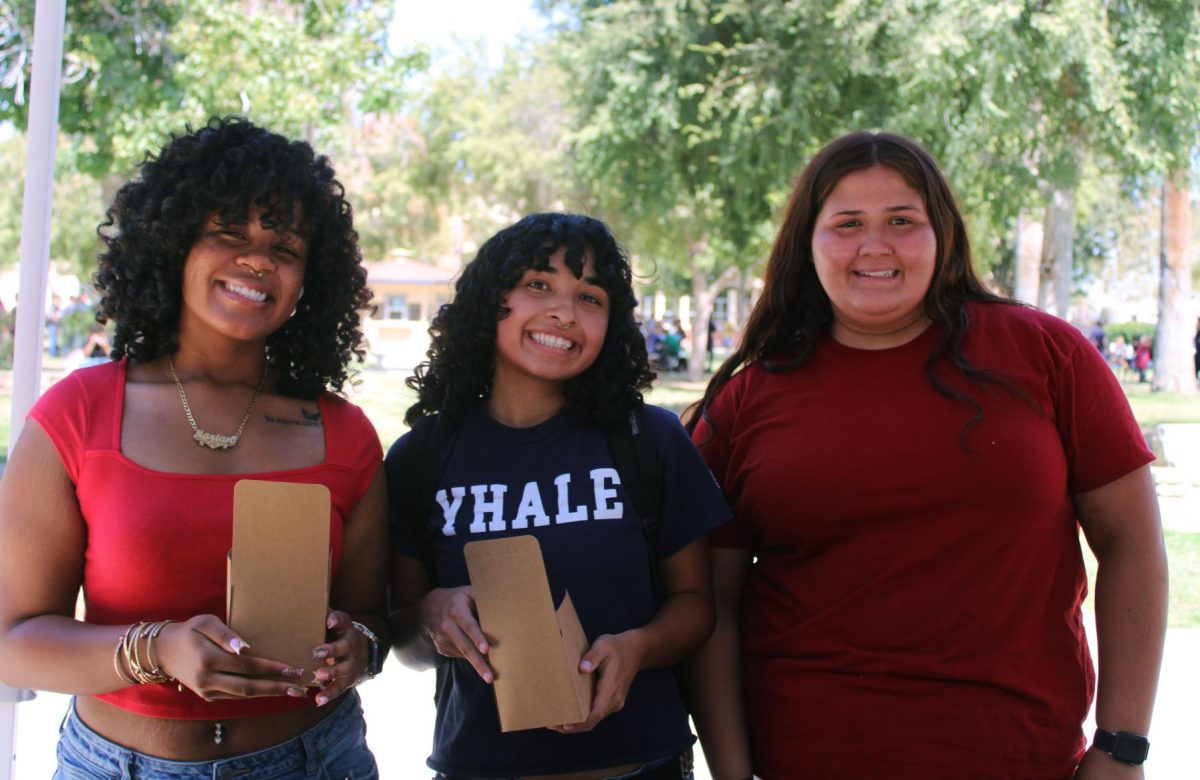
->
[[94, 116, 371, 399], [688, 131, 1018, 435], [406, 212, 654, 428]]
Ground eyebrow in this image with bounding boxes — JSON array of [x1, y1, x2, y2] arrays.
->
[[529, 265, 606, 288], [830, 205, 923, 216]]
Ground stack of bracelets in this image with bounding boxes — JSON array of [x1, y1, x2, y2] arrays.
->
[[113, 620, 175, 685]]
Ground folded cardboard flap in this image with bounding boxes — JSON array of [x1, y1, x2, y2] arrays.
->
[[464, 535, 593, 732], [228, 480, 331, 675]]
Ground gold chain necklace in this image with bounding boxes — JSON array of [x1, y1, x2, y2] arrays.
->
[[168, 356, 267, 450]]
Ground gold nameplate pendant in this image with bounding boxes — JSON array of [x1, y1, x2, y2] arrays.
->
[[194, 430, 240, 450]]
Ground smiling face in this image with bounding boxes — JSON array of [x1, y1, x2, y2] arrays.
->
[[811, 165, 937, 349], [178, 207, 308, 349], [492, 246, 609, 403]]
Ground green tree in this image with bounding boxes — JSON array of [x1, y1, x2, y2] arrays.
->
[[2, 1, 416, 174], [0, 134, 104, 280], [558, 0, 867, 379], [1, 0, 422, 274], [1111, 1, 1200, 395]]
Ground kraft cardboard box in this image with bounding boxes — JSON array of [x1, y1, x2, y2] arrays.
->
[[464, 535, 593, 732], [227, 480, 331, 676]]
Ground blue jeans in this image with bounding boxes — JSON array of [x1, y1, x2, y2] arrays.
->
[[54, 691, 377, 780]]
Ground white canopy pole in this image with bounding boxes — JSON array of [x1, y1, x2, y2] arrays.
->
[[1, 0, 67, 776]]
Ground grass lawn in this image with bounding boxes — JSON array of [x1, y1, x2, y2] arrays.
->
[[2, 363, 1198, 625], [1122, 381, 1200, 426]]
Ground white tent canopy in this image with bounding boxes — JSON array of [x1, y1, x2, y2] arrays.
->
[[2, 1, 67, 777]]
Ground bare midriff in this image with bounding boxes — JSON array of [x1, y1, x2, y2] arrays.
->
[[74, 694, 337, 760]]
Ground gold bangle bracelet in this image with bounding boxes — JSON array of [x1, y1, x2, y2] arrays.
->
[[112, 630, 136, 685]]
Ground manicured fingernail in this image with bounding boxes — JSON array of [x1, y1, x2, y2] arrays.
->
[[312, 647, 329, 660], [580, 660, 594, 672], [282, 667, 303, 678], [312, 668, 330, 683], [287, 686, 307, 697], [478, 642, 488, 653], [230, 637, 249, 655], [325, 657, 336, 667], [326, 614, 338, 629], [316, 694, 329, 706]]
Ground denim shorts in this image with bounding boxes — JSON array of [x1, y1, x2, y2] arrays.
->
[[54, 690, 378, 780]]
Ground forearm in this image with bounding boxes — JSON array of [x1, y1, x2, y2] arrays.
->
[[387, 604, 441, 670], [625, 589, 713, 670], [1091, 537, 1168, 735], [682, 606, 752, 779], [0, 615, 135, 695]]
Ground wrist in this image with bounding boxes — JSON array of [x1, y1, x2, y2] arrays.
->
[[351, 621, 382, 679], [617, 627, 651, 672], [1093, 727, 1150, 766]]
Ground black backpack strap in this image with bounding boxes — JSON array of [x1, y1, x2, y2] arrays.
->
[[386, 413, 450, 575], [606, 405, 664, 596]]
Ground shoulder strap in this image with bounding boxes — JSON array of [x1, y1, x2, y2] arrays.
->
[[390, 413, 450, 560], [606, 405, 664, 594]]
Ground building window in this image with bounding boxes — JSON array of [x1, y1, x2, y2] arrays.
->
[[408, 301, 423, 321], [387, 294, 407, 320]]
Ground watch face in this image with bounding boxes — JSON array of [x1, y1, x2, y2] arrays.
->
[[1112, 732, 1150, 764]]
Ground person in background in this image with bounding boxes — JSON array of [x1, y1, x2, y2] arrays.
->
[[1134, 335, 1153, 383], [1089, 319, 1106, 353], [685, 131, 1167, 780], [1192, 317, 1199, 381], [46, 294, 64, 357], [0, 117, 387, 779]]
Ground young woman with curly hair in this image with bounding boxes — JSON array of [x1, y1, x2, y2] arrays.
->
[[387, 213, 729, 779], [685, 131, 1167, 779], [0, 117, 387, 778]]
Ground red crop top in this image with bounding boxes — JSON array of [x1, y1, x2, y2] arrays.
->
[[28, 359, 382, 720]]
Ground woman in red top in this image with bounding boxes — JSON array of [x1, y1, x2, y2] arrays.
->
[[684, 132, 1167, 780], [0, 118, 387, 778]]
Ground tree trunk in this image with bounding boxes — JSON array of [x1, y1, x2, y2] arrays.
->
[[1013, 211, 1043, 305], [1152, 169, 1195, 395], [685, 237, 741, 382], [1038, 186, 1076, 318], [688, 264, 712, 382]]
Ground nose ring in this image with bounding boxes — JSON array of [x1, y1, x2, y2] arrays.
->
[[252, 268, 263, 278]]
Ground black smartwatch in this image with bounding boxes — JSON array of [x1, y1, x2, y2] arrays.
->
[[1093, 728, 1150, 765], [351, 621, 383, 679]]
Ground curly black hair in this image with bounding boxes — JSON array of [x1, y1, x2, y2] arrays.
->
[[93, 116, 371, 399], [406, 213, 654, 428]]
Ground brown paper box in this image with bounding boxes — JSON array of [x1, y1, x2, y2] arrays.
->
[[464, 535, 593, 732], [227, 480, 331, 676]]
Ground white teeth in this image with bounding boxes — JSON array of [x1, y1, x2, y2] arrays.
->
[[530, 332, 573, 350], [856, 270, 898, 278], [225, 281, 267, 302]]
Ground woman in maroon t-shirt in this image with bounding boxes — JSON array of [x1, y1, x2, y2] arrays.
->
[[684, 132, 1167, 780]]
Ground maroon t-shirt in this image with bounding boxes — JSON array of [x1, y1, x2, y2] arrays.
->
[[695, 303, 1153, 780]]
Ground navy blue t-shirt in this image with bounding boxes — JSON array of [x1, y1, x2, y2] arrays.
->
[[388, 403, 730, 777]]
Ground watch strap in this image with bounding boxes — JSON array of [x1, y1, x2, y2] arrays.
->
[[351, 620, 382, 679], [1094, 728, 1150, 765]]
